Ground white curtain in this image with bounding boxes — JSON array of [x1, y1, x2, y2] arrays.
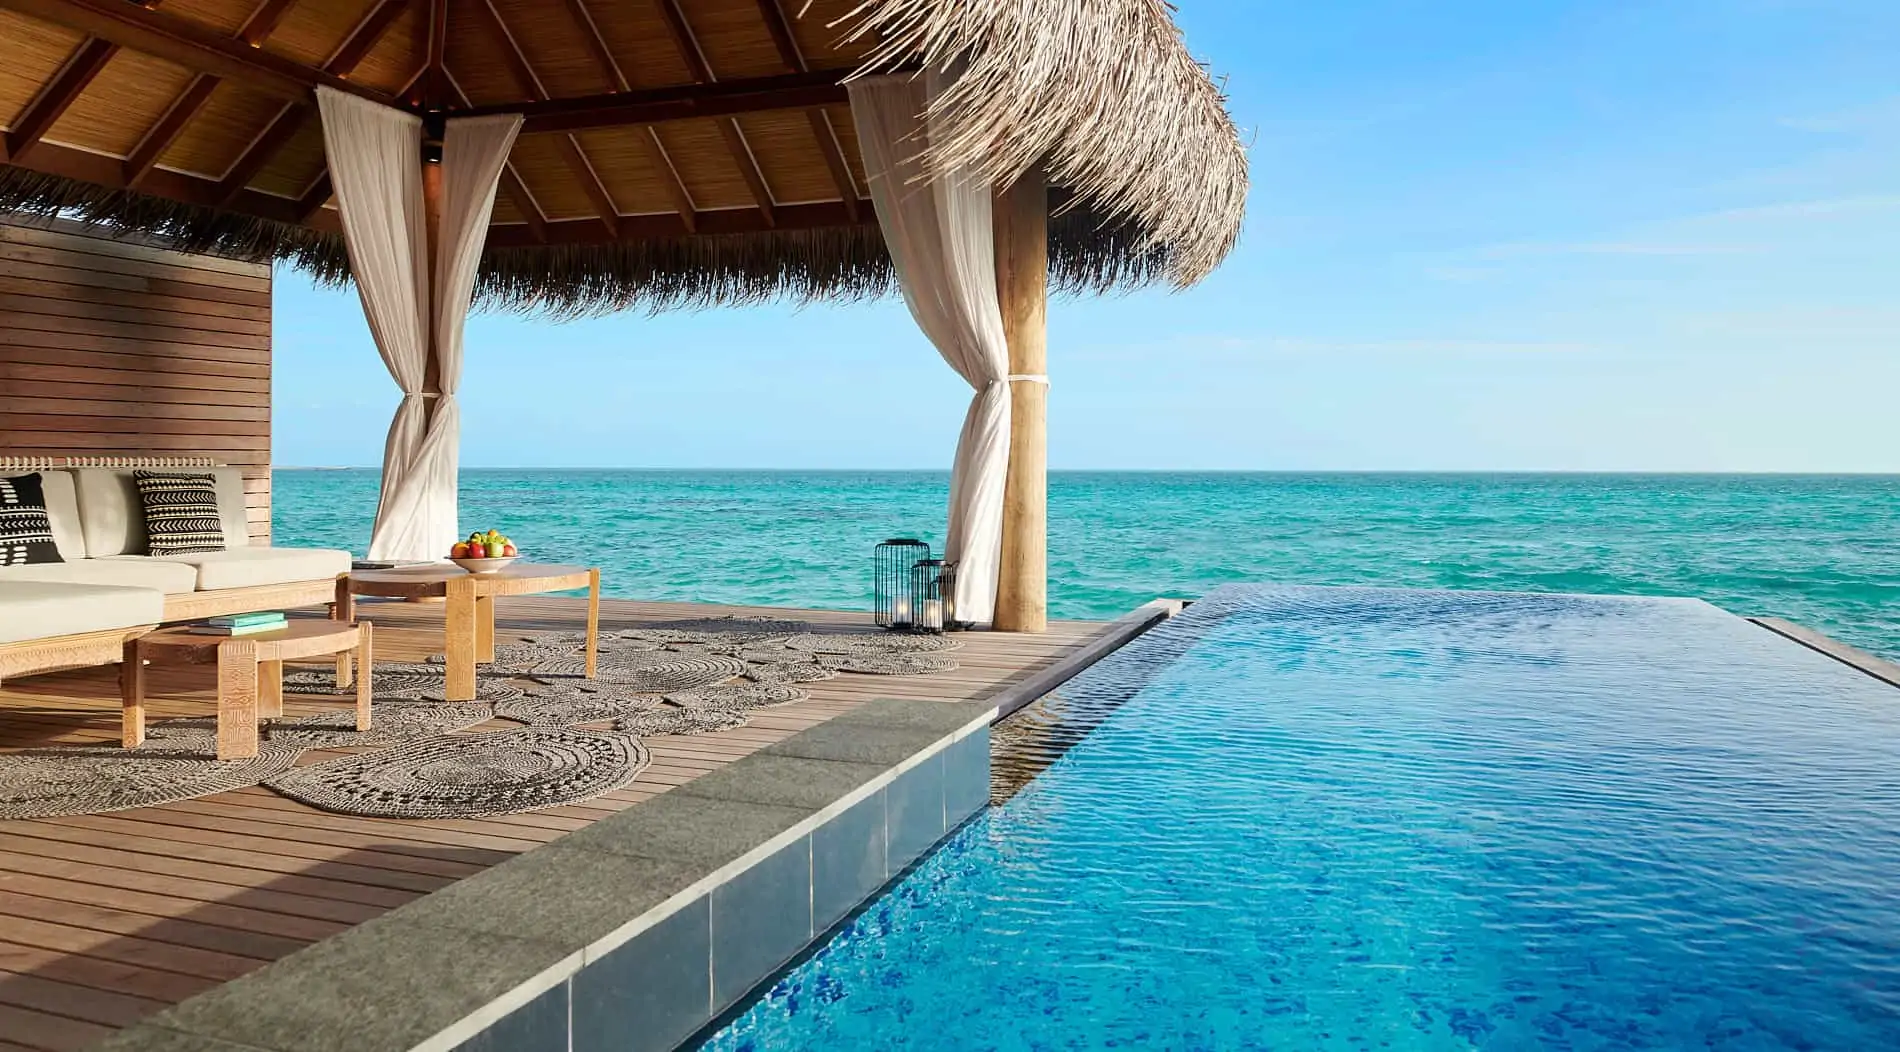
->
[[317, 88, 520, 560], [849, 73, 1012, 624]]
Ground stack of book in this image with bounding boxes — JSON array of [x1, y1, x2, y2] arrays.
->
[[189, 612, 288, 636]]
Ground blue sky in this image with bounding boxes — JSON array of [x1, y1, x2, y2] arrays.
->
[[272, 0, 1900, 471]]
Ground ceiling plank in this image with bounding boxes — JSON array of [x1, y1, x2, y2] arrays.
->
[[216, 101, 309, 205], [324, 0, 408, 78], [124, 73, 220, 187], [10, 135, 317, 228], [465, 0, 619, 238], [236, 0, 298, 48], [754, 0, 858, 220], [5, 37, 117, 164], [455, 70, 851, 133], [0, 0, 391, 103], [656, 0, 775, 227]]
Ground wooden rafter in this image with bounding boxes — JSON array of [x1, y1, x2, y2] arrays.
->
[[656, 0, 776, 227], [296, 171, 332, 221], [323, 0, 407, 78], [0, 0, 389, 103], [236, 0, 298, 48], [754, 0, 858, 220], [465, 0, 620, 238], [484, 198, 871, 249], [124, 73, 217, 187], [420, 0, 447, 107], [558, 0, 697, 233], [216, 101, 309, 205], [3, 37, 115, 164]]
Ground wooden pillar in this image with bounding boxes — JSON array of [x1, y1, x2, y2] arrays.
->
[[991, 170, 1048, 633], [420, 155, 445, 422]]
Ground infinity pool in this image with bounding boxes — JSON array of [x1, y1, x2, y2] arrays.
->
[[702, 587, 1900, 1050]]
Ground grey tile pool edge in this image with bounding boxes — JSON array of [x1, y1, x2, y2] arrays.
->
[[1749, 617, 1900, 690], [94, 699, 997, 1052], [988, 598, 1185, 720]]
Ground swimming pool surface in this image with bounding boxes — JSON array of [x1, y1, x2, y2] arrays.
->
[[701, 587, 1900, 1050]]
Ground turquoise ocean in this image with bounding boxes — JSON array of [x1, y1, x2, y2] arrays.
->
[[273, 471, 1900, 659]]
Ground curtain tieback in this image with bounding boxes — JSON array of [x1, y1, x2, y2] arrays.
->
[[1005, 374, 1049, 385]]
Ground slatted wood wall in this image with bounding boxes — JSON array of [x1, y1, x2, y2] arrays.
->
[[0, 216, 272, 544]]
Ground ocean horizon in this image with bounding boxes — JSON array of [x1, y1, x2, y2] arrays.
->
[[273, 468, 1900, 661]]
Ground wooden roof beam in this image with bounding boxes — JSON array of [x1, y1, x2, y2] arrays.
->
[[0, 0, 391, 103], [324, 0, 408, 78], [657, 0, 775, 227], [454, 70, 851, 133], [216, 101, 310, 205], [497, 164, 547, 242], [754, 0, 858, 221], [124, 73, 218, 187], [4, 36, 115, 165], [296, 171, 332, 221], [236, 0, 298, 48], [555, 0, 697, 232], [484, 199, 873, 249]]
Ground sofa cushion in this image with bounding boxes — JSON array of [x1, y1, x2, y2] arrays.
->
[[2, 556, 199, 594], [153, 547, 352, 591], [133, 471, 227, 556], [0, 474, 61, 566], [0, 581, 163, 645], [38, 470, 86, 560], [73, 467, 249, 558]]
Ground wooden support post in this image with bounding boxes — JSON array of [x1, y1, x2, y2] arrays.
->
[[992, 170, 1049, 634], [421, 157, 446, 427]]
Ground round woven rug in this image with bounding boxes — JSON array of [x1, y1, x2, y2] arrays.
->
[[536, 652, 750, 692], [615, 705, 752, 737], [0, 726, 301, 819], [266, 701, 497, 749], [282, 664, 527, 704], [266, 727, 649, 818], [493, 681, 661, 728], [664, 682, 809, 709]]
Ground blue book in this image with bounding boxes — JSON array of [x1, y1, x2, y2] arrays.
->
[[208, 612, 287, 628]]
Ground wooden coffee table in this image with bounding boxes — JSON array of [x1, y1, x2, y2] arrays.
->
[[124, 620, 373, 760], [338, 563, 600, 702]]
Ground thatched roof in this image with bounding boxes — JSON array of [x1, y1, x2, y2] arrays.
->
[[0, 0, 1244, 314]]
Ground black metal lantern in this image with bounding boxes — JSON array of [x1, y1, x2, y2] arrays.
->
[[909, 559, 957, 634], [874, 538, 930, 629]]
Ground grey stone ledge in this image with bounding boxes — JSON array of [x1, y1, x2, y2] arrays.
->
[[673, 752, 890, 812], [760, 720, 954, 767]]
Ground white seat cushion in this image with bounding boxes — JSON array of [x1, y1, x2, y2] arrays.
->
[[71, 467, 249, 557], [0, 581, 163, 644], [151, 547, 351, 591], [38, 470, 87, 560], [0, 557, 199, 594]]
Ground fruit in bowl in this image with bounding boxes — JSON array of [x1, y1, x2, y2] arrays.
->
[[449, 529, 520, 573]]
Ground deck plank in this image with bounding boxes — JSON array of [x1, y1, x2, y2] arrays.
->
[[0, 595, 1116, 1051]]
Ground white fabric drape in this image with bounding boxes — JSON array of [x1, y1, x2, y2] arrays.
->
[[849, 73, 1012, 624], [317, 87, 520, 560]]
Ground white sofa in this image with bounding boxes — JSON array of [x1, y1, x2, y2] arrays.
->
[[0, 467, 352, 679]]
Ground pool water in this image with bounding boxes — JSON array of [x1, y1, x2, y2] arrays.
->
[[700, 587, 1900, 1051]]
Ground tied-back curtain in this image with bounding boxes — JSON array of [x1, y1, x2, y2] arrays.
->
[[849, 72, 1012, 624], [315, 87, 430, 560], [316, 88, 520, 560]]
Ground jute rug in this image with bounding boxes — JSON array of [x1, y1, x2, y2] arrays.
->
[[0, 617, 962, 821]]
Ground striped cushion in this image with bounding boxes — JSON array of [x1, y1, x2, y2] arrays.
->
[[0, 474, 62, 567], [133, 470, 227, 556]]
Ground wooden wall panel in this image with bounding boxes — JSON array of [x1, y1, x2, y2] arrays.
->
[[0, 217, 273, 544]]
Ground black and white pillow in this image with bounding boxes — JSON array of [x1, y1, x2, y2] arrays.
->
[[0, 473, 62, 567], [133, 470, 226, 556]]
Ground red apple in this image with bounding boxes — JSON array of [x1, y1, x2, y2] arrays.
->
[[502, 543, 517, 557]]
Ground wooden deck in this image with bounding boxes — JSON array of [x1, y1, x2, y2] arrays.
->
[[0, 597, 1115, 1052]]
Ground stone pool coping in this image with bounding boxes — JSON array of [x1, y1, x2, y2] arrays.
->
[[94, 697, 998, 1052]]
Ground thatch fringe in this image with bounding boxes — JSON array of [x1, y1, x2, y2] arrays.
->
[[840, 0, 1248, 287], [0, 167, 352, 281], [4, 166, 1164, 317]]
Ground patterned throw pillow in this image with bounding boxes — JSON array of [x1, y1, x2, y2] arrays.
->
[[0, 473, 62, 567], [133, 470, 226, 556]]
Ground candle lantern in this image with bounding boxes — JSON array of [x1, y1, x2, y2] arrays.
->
[[909, 559, 958, 634], [874, 538, 930, 629]]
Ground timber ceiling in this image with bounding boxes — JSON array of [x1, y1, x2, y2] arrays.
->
[[0, 0, 881, 248]]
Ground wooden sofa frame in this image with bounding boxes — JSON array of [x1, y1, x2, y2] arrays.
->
[[0, 625, 158, 686]]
